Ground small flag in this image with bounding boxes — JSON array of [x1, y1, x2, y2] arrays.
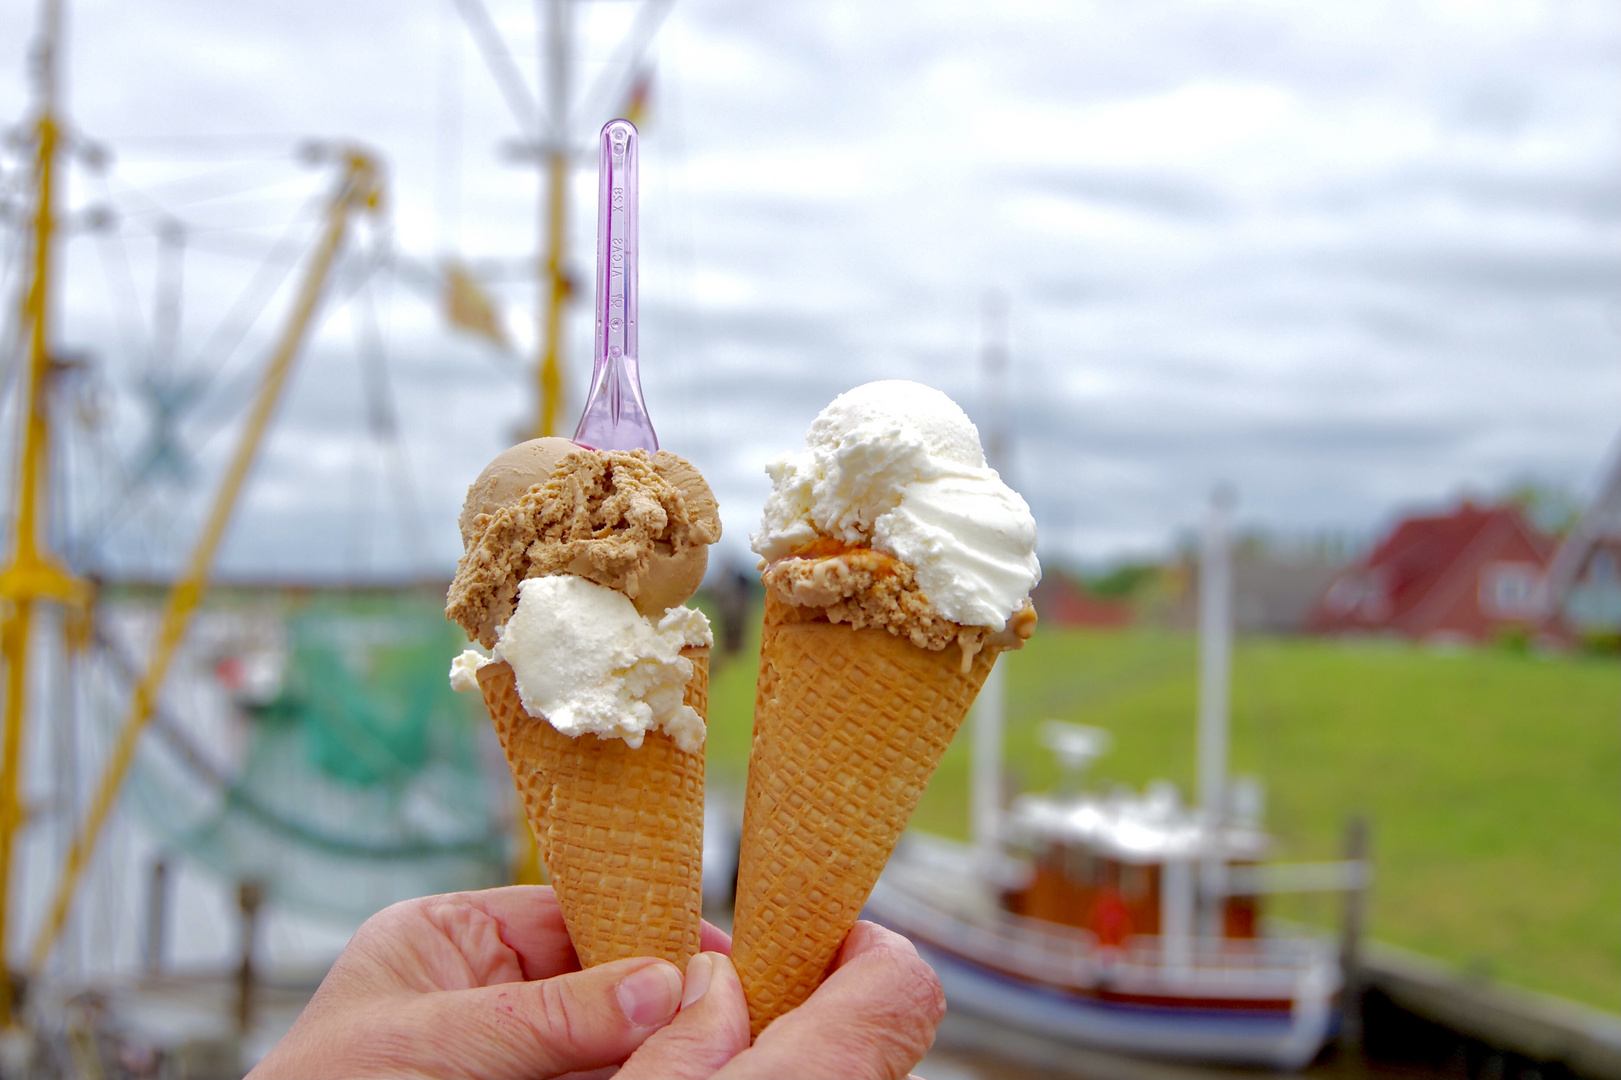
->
[[442, 260, 510, 349]]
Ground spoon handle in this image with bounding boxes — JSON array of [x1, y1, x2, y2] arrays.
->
[[574, 118, 657, 451]]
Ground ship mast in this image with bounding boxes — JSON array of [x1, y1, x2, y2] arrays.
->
[[1196, 486, 1234, 932], [535, 0, 570, 438], [454, 0, 670, 439], [29, 148, 384, 974], [1196, 487, 1233, 822], [0, 0, 91, 1026], [970, 292, 1009, 870]]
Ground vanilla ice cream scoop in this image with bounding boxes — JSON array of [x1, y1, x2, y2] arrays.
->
[[452, 575, 712, 752], [751, 380, 1040, 631]]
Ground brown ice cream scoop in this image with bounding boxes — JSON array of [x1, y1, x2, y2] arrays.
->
[[448, 439, 720, 646], [458, 437, 576, 550]]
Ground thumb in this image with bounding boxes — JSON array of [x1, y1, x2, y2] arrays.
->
[[616, 953, 750, 1079], [373, 957, 683, 1079]]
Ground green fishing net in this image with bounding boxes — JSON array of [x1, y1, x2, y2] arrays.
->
[[126, 592, 507, 920]]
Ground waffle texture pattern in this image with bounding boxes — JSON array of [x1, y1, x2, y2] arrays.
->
[[477, 647, 708, 970], [732, 595, 995, 1035]]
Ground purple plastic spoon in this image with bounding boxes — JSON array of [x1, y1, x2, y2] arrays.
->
[[573, 119, 658, 452]]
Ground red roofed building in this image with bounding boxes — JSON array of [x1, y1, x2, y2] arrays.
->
[[1307, 502, 1555, 644], [1031, 574, 1135, 628]]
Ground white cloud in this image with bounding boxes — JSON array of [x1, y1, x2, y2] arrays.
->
[[0, 0, 1615, 580]]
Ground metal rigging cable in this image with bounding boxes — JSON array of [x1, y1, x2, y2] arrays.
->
[[68, 182, 325, 565], [96, 160, 313, 222], [180, 232, 372, 465], [349, 227, 430, 578], [90, 620, 503, 862], [0, 154, 36, 418]]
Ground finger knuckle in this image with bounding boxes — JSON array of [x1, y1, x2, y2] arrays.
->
[[916, 964, 947, 1025], [355, 894, 444, 946], [353, 901, 408, 941], [865, 954, 945, 1059], [530, 977, 585, 1053]]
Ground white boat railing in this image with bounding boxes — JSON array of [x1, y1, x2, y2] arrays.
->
[[869, 871, 1338, 1002], [869, 877, 1104, 988]]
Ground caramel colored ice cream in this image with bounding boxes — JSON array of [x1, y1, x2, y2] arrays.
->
[[457, 436, 574, 549], [761, 541, 1036, 670], [448, 438, 721, 648], [750, 381, 1039, 668]]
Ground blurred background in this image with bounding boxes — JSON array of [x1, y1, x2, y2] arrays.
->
[[0, 0, 1615, 1077]]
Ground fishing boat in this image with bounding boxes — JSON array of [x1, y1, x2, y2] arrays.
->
[[865, 491, 1367, 1070]]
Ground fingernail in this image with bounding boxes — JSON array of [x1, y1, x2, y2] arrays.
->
[[616, 962, 682, 1028], [681, 952, 714, 1009]]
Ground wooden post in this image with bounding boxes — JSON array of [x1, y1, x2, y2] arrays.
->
[[1337, 815, 1370, 1052], [235, 879, 264, 1035], [141, 856, 168, 976]]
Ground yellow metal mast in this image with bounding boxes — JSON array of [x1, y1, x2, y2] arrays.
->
[[0, 0, 90, 1027], [534, 0, 570, 439], [28, 148, 383, 974], [465, 0, 669, 438], [504, 0, 572, 883], [536, 148, 567, 438]]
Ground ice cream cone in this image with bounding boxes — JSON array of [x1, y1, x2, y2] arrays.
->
[[731, 595, 998, 1035], [476, 646, 709, 971]]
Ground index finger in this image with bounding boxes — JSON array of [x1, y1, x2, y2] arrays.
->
[[700, 919, 733, 956], [425, 887, 733, 980], [431, 885, 581, 980], [431, 888, 733, 977]]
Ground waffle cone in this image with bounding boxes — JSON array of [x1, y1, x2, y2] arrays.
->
[[476, 647, 708, 970], [732, 595, 997, 1035]]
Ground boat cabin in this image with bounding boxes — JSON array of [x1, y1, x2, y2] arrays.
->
[[1001, 773, 1270, 949]]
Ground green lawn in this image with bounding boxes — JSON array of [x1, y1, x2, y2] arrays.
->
[[703, 613, 1621, 1012]]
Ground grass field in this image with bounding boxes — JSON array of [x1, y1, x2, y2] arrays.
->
[[702, 614, 1621, 1013]]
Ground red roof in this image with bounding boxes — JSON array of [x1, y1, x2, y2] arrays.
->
[[1308, 502, 1554, 642], [1031, 575, 1134, 628]]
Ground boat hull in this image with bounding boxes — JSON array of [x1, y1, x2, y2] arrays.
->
[[909, 935, 1334, 1070], [863, 840, 1340, 1070]]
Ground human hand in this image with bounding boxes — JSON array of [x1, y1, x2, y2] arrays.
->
[[618, 920, 945, 1080], [247, 885, 732, 1079], [249, 887, 943, 1080]]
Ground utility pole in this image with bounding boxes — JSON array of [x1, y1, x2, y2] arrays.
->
[[0, 0, 92, 1026]]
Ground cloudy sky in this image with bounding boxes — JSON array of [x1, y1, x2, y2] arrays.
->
[[0, 0, 1616, 579]]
